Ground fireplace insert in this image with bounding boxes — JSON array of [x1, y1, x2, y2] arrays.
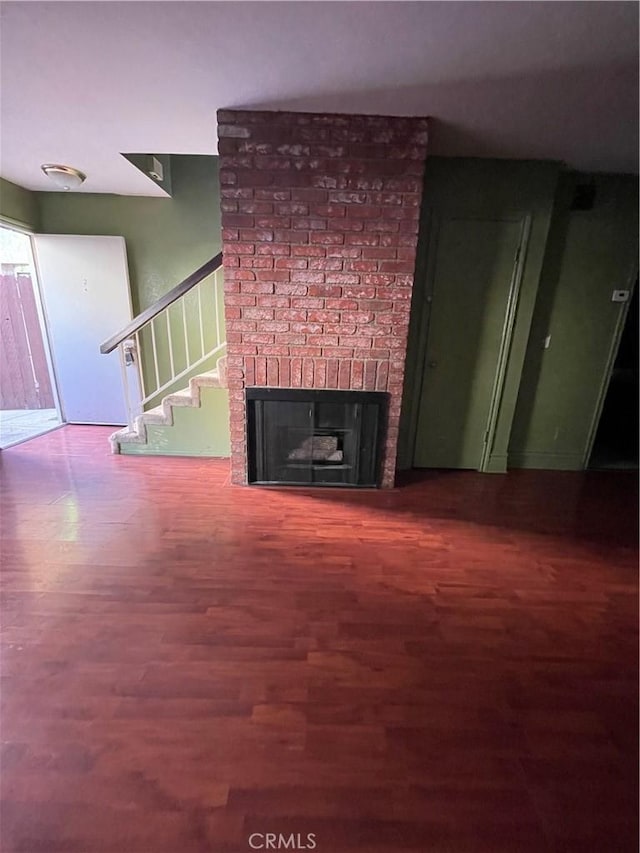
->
[[246, 388, 387, 487]]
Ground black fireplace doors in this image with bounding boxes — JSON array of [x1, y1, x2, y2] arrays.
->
[[246, 388, 387, 487]]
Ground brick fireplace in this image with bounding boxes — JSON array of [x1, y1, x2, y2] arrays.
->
[[217, 109, 428, 487]]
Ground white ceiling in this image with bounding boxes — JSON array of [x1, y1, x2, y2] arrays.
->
[[1, 1, 638, 196]]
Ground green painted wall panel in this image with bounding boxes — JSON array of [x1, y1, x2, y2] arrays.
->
[[0, 178, 41, 231], [509, 173, 639, 469], [121, 387, 230, 457]]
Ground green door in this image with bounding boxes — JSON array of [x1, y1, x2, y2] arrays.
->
[[414, 217, 524, 469]]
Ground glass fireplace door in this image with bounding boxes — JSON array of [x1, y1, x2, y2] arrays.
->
[[260, 399, 314, 484], [246, 389, 386, 487]]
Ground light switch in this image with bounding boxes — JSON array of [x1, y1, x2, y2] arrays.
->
[[612, 290, 630, 303]]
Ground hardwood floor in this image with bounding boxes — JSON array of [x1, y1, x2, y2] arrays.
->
[[1, 426, 637, 853]]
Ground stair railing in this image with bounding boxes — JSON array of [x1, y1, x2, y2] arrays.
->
[[101, 252, 224, 430]]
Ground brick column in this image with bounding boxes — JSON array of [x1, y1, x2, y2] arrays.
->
[[217, 110, 428, 487]]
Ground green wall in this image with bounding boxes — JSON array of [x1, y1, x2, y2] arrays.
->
[[399, 157, 561, 472], [509, 173, 639, 469], [38, 155, 221, 313], [0, 178, 40, 231]]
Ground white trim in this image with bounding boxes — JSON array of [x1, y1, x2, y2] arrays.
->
[[0, 216, 34, 234], [25, 233, 65, 423]]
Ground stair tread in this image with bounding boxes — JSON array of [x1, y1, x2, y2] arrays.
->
[[165, 390, 196, 408], [139, 406, 168, 427], [110, 427, 145, 445], [193, 371, 220, 387]]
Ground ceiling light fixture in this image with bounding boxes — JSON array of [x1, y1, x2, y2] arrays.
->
[[41, 163, 86, 191]]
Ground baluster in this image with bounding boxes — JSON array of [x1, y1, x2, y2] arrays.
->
[[150, 319, 160, 394], [182, 298, 190, 368], [197, 282, 205, 360], [135, 331, 146, 403], [166, 310, 175, 381], [118, 343, 133, 429], [214, 271, 221, 349]]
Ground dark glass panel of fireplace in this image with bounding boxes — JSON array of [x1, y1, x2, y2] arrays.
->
[[247, 389, 386, 487]]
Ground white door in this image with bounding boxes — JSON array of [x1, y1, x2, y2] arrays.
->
[[31, 235, 132, 425]]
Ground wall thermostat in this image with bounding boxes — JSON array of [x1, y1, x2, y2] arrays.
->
[[611, 290, 630, 303]]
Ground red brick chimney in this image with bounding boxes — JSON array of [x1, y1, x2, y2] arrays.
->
[[217, 110, 428, 487]]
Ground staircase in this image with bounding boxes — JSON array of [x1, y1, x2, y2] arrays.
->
[[101, 253, 230, 458], [109, 356, 227, 454]]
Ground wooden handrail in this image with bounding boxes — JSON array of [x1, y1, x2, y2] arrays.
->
[[100, 252, 223, 354]]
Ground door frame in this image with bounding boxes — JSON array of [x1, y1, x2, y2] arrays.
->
[[479, 215, 531, 471], [398, 208, 440, 470], [582, 267, 638, 469], [0, 221, 63, 430], [26, 235, 64, 424], [407, 211, 531, 472]]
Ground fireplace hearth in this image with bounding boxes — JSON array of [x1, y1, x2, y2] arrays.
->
[[246, 389, 387, 487]]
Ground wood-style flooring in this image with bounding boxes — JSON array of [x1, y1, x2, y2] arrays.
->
[[1, 426, 637, 853]]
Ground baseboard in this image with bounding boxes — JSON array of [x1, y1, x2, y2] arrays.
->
[[484, 453, 508, 473], [508, 451, 584, 471], [120, 447, 229, 458]]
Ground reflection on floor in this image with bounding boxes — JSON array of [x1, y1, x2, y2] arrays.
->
[[0, 408, 60, 447], [1, 426, 638, 853]]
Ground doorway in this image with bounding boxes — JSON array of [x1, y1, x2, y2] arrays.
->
[[0, 226, 61, 448], [1, 230, 135, 448], [589, 284, 638, 470], [413, 215, 528, 470]]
